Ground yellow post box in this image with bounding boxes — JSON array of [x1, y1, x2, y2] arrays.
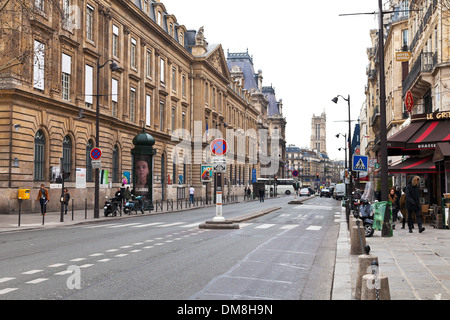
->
[[18, 189, 30, 200]]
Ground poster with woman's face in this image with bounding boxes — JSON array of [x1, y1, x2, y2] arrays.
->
[[134, 155, 151, 198]]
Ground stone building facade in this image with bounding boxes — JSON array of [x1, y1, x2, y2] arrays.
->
[[0, 0, 283, 213]]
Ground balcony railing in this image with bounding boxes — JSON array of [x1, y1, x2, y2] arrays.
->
[[402, 52, 436, 96]]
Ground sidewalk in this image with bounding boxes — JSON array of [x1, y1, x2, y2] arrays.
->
[[332, 207, 450, 300]]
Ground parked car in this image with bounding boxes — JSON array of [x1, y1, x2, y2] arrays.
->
[[320, 188, 331, 197], [299, 188, 310, 196], [328, 187, 335, 197], [333, 183, 346, 200]]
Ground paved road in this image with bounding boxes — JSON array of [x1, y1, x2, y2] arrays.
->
[[0, 196, 341, 300]]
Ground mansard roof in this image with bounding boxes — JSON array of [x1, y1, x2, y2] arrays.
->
[[226, 50, 258, 90]]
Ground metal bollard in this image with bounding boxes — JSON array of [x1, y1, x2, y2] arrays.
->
[[72, 199, 74, 221]]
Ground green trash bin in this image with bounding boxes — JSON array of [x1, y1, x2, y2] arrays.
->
[[373, 201, 393, 236]]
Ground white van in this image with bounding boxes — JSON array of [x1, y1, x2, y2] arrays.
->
[[333, 183, 346, 200]]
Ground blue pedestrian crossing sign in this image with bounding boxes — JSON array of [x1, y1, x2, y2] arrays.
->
[[353, 155, 368, 172]]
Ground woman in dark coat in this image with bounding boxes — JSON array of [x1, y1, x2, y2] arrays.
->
[[405, 176, 425, 233]]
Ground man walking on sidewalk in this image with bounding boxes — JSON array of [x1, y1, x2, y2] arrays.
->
[[405, 176, 425, 233]]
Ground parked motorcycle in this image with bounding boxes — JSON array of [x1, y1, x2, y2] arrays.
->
[[104, 195, 122, 217], [123, 195, 145, 215], [353, 198, 374, 237]]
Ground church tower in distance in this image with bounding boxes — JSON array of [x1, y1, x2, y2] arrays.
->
[[310, 112, 327, 154]]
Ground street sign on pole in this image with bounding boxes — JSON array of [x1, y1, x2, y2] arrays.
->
[[210, 139, 228, 156], [353, 155, 368, 172], [91, 159, 102, 169], [90, 147, 102, 160]]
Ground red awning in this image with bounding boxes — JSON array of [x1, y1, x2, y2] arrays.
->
[[387, 119, 450, 154], [388, 156, 437, 173], [405, 120, 450, 149], [387, 121, 425, 149]]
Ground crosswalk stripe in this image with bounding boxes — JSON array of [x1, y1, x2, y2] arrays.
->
[[239, 223, 253, 228], [107, 223, 143, 228], [156, 222, 185, 227], [181, 222, 203, 228], [280, 225, 297, 230], [84, 223, 121, 228], [255, 224, 275, 229], [132, 222, 164, 228]]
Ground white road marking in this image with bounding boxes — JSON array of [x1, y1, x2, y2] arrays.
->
[[306, 226, 322, 231], [54, 270, 72, 275], [255, 224, 275, 229], [26, 278, 48, 284], [70, 258, 86, 262], [22, 270, 43, 275], [157, 222, 186, 227], [84, 223, 121, 228], [132, 222, 164, 228], [280, 225, 298, 230], [48, 263, 66, 268], [181, 222, 204, 228], [107, 223, 143, 228], [0, 288, 18, 295], [0, 277, 15, 283], [98, 258, 111, 262]]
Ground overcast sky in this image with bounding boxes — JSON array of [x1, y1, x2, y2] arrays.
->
[[162, 0, 381, 160]]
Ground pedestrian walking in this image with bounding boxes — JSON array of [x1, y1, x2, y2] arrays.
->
[[247, 186, 251, 200], [388, 187, 399, 229], [63, 188, 70, 215], [399, 188, 407, 229], [189, 186, 195, 204], [405, 176, 425, 233], [259, 188, 265, 202], [124, 186, 131, 202], [120, 183, 126, 205], [37, 184, 49, 215]]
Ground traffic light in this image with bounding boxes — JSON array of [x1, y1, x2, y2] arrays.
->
[[316, 173, 319, 179]]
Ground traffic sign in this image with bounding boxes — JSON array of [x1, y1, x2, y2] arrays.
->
[[405, 91, 414, 113], [90, 147, 102, 160], [292, 170, 299, 177], [91, 159, 102, 169], [353, 155, 368, 172], [210, 139, 228, 156]]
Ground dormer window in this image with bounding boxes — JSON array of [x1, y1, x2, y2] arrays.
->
[[179, 32, 184, 46], [169, 22, 174, 36], [157, 11, 162, 26]]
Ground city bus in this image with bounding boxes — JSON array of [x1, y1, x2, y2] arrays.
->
[[256, 178, 297, 196]]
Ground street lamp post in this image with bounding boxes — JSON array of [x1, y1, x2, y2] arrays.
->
[[94, 59, 120, 219], [336, 132, 348, 178], [332, 95, 353, 227]]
